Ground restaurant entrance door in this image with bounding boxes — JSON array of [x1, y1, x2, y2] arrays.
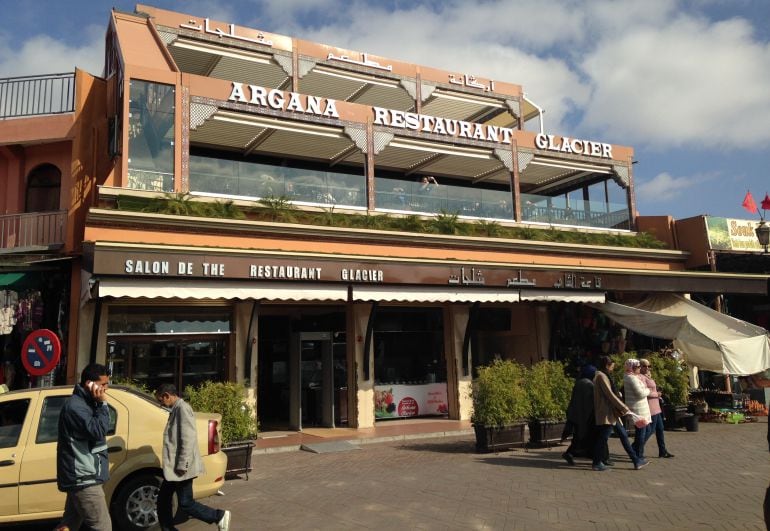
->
[[289, 332, 347, 430]]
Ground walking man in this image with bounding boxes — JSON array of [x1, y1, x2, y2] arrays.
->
[[56, 363, 112, 531], [155, 383, 231, 531]]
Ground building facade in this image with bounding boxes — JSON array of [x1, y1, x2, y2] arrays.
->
[[2, 5, 767, 431]]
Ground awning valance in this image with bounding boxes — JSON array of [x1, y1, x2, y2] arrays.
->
[[97, 279, 349, 302], [588, 294, 770, 375], [520, 289, 605, 303], [352, 286, 520, 303]]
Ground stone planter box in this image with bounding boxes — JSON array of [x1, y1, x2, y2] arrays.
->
[[222, 440, 255, 479], [473, 422, 527, 453], [528, 419, 566, 447]]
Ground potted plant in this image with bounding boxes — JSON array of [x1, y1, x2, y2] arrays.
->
[[525, 360, 573, 446], [471, 359, 530, 453], [186, 381, 258, 478]]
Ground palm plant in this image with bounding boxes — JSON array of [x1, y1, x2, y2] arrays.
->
[[257, 195, 296, 222]]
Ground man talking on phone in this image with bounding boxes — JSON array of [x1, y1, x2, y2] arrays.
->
[[55, 363, 112, 531]]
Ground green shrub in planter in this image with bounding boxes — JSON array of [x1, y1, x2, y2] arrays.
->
[[471, 360, 530, 426], [525, 360, 573, 421], [186, 381, 257, 445]]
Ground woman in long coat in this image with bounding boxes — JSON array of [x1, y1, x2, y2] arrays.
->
[[593, 356, 646, 471], [562, 364, 597, 465]]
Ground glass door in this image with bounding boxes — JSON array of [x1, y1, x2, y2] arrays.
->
[[299, 332, 333, 428]]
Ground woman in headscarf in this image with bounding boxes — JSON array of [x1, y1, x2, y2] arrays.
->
[[592, 356, 646, 471], [562, 364, 597, 466], [623, 358, 652, 460]]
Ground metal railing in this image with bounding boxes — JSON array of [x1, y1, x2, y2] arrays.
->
[[0, 73, 75, 119], [0, 211, 67, 251]]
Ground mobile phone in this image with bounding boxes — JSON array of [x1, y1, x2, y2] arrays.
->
[[87, 381, 101, 392]]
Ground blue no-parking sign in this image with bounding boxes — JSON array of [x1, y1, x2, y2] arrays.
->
[[21, 329, 61, 376]]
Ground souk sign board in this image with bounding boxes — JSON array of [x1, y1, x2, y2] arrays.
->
[[374, 383, 448, 419], [706, 217, 765, 252]]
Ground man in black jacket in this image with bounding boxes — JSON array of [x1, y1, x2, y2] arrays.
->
[[55, 363, 112, 531]]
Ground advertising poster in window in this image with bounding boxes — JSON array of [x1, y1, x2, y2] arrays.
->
[[374, 383, 448, 418]]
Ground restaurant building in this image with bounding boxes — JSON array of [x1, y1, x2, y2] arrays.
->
[[1, 4, 767, 431]]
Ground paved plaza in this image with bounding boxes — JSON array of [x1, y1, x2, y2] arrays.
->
[[181, 419, 768, 530], [7, 419, 766, 530]]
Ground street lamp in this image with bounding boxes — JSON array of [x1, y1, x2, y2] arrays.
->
[[756, 221, 770, 253]]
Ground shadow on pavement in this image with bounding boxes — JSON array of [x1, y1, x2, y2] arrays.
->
[[394, 439, 477, 453]]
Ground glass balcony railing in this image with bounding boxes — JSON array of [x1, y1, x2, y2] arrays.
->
[[520, 193, 630, 230], [126, 169, 174, 192], [375, 177, 513, 219], [189, 156, 366, 208]]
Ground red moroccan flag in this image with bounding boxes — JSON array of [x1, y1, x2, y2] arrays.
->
[[743, 191, 758, 214], [762, 193, 770, 211]]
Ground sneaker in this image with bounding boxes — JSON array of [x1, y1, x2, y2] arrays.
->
[[659, 452, 675, 458], [602, 460, 615, 467], [634, 458, 649, 470], [592, 463, 609, 471], [217, 510, 231, 531], [562, 452, 575, 466]]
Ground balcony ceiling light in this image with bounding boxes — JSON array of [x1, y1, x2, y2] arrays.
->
[[388, 138, 492, 159], [312, 66, 399, 88], [432, 90, 504, 109], [529, 157, 612, 174], [172, 39, 273, 65], [213, 112, 343, 138]]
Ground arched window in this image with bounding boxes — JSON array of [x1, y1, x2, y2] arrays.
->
[[25, 163, 61, 212]]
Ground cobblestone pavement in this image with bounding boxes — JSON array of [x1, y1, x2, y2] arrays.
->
[[177, 419, 768, 531]]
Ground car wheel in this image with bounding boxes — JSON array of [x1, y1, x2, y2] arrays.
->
[[111, 472, 162, 531]]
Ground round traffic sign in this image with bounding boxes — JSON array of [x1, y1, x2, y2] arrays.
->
[[21, 329, 62, 376]]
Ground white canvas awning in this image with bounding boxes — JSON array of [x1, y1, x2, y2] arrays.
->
[[588, 294, 770, 375], [97, 279, 349, 302], [520, 290, 605, 303], [352, 286, 520, 303]]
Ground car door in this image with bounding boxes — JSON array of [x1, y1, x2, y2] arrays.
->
[[17, 391, 69, 516], [17, 390, 125, 515], [0, 395, 35, 517]]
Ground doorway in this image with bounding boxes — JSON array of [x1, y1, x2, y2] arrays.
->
[[257, 312, 347, 431]]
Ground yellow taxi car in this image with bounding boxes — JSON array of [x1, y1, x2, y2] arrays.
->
[[0, 385, 227, 530]]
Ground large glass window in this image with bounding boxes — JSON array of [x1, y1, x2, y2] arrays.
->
[[373, 308, 445, 386], [373, 308, 447, 419], [374, 174, 512, 219], [127, 80, 175, 191], [189, 151, 366, 208], [107, 307, 230, 392]]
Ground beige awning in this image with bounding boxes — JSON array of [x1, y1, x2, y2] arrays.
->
[[519, 289, 606, 303], [352, 286, 520, 303], [97, 278, 349, 301]]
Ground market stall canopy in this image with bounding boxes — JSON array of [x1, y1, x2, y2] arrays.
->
[[587, 294, 770, 375]]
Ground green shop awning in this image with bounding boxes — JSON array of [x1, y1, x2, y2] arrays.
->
[[0, 272, 33, 288]]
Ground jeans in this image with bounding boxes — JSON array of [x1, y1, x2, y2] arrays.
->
[[593, 420, 639, 466], [644, 412, 668, 455], [633, 422, 652, 459], [158, 478, 222, 530], [58, 484, 112, 531]]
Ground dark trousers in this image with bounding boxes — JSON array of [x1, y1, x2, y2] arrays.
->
[[764, 484, 770, 531], [632, 422, 652, 459], [594, 420, 639, 466], [644, 412, 668, 455], [157, 478, 221, 531]]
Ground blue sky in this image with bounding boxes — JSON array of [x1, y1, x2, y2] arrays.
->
[[2, 0, 769, 221]]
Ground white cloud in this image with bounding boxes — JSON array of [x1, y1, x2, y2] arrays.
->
[[636, 172, 699, 204], [579, 14, 770, 149], [0, 26, 104, 77]]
